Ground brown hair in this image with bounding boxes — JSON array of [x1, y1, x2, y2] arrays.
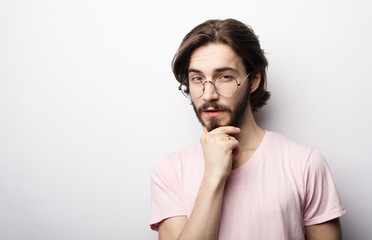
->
[[172, 19, 270, 112]]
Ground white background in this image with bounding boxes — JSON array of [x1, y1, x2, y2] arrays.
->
[[0, 0, 371, 239]]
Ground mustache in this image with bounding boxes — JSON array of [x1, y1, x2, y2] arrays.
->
[[197, 102, 232, 115]]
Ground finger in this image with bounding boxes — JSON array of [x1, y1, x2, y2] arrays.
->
[[209, 126, 241, 135], [202, 126, 208, 133], [223, 134, 239, 147], [227, 137, 240, 155]]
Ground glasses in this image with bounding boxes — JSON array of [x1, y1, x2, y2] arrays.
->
[[178, 73, 250, 100]]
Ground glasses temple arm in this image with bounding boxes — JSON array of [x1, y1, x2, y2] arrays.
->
[[237, 73, 251, 86]]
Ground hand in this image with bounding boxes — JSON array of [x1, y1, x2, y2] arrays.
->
[[200, 126, 240, 181]]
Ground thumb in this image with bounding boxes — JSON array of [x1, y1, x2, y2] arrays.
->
[[202, 126, 209, 133]]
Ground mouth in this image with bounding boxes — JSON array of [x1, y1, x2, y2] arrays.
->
[[203, 108, 225, 117]]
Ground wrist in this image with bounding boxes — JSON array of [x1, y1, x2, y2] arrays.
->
[[203, 170, 229, 187]]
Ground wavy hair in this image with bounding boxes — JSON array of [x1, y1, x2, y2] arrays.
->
[[172, 19, 270, 112]]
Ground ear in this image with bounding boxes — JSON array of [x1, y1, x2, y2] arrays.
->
[[250, 72, 261, 93]]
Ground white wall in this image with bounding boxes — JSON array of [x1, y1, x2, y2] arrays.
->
[[0, 0, 371, 239]]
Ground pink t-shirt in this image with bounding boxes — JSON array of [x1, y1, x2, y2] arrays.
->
[[150, 131, 346, 239]]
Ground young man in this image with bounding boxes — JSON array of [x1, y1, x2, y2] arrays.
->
[[150, 19, 346, 240]]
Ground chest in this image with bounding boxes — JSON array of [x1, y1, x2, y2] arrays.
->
[[217, 164, 305, 239]]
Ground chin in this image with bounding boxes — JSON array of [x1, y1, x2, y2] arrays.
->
[[204, 118, 232, 131]]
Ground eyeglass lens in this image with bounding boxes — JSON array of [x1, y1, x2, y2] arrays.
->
[[180, 75, 239, 100]]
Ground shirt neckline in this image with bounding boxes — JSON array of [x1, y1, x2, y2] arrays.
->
[[229, 130, 272, 177]]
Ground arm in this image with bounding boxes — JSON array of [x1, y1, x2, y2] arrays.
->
[[302, 150, 346, 240], [159, 173, 227, 240], [158, 126, 241, 240], [305, 218, 342, 240]]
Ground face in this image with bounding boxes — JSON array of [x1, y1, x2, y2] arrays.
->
[[188, 43, 251, 131]]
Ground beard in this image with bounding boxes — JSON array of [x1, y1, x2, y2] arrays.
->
[[192, 90, 250, 132]]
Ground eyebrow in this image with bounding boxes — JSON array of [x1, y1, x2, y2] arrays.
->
[[188, 67, 240, 75]]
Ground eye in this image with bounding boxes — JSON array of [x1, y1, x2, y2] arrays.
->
[[189, 76, 203, 83], [218, 75, 235, 82]]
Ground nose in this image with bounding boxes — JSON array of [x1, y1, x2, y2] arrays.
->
[[202, 81, 219, 102]]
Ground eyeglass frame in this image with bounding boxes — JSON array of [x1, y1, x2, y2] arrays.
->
[[178, 72, 251, 100]]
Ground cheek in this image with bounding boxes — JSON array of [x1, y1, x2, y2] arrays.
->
[[238, 84, 250, 98], [235, 87, 249, 103], [191, 99, 202, 109]]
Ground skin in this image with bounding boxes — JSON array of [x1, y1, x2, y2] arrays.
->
[[158, 43, 342, 240]]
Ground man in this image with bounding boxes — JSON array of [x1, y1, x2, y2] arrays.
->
[[150, 19, 346, 240]]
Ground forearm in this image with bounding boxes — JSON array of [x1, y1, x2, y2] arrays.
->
[[177, 174, 226, 240], [305, 218, 342, 240], [159, 126, 239, 240]]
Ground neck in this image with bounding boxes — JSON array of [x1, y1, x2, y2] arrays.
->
[[229, 106, 265, 169], [235, 107, 265, 149]]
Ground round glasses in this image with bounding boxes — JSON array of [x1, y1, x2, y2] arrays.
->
[[178, 73, 250, 100]]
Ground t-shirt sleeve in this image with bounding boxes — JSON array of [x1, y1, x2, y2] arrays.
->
[[149, 156, 187, 231], [303, 149, 346, 226]]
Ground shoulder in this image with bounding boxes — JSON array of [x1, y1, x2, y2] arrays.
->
[[265, 131, 323, 169], [267, 131, 314, 155], [152, 142, 203, 175]]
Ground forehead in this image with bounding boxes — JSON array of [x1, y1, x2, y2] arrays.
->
[[189, 43, 245, 74]]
